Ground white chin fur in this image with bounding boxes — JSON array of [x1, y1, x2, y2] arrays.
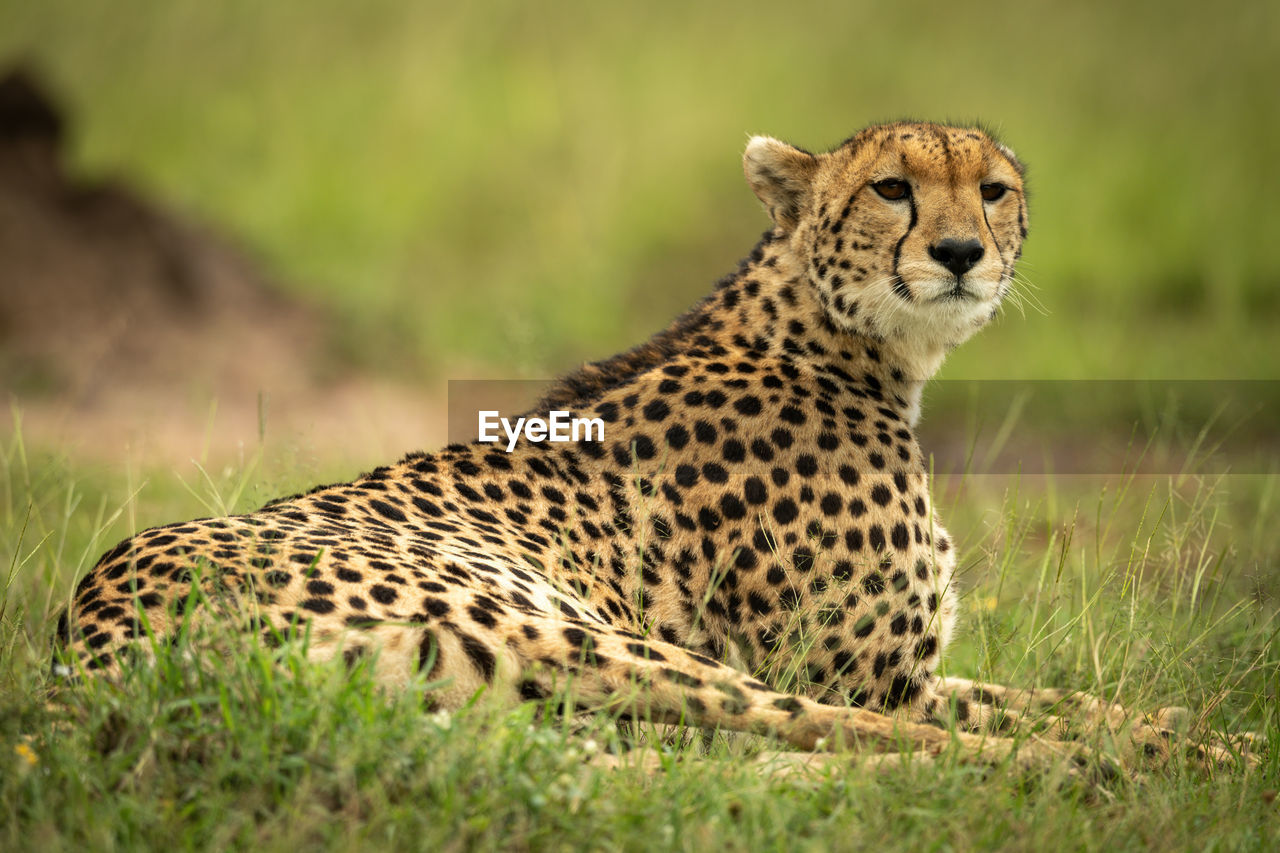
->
[[910, 275, 1001, 303], [871, 278, 1002, 370], [909, 277, 1000, 322]]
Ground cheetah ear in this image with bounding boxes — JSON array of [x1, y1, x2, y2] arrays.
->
[[743, 136, 819, 232], [996, 142, 1026, 176]]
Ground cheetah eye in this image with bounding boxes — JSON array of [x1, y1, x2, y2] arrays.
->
[[980, 183, 1007, 202], [872, 179, 910, 201]]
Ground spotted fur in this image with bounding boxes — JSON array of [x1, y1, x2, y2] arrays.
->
[[58, 122, 1217, 767]]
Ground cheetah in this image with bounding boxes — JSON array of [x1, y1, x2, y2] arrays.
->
[[55, 122, 1249, 772]]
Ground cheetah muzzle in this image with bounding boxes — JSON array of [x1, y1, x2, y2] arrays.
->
[[55, 122, 1257, 776]]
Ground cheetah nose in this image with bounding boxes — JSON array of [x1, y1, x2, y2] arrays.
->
[[928, 238, 984, 277]]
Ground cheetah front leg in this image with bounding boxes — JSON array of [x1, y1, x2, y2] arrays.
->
[[588, 742, 941, 781], [931, 676, 1262, 769], [503, 616, 1106, 777]]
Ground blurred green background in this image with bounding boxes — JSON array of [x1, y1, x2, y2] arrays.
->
[[1, 0, 1277, 382]]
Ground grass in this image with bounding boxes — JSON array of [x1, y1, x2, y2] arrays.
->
[[1, 0, 1277, 382], [1, 0, 1278, 846], [2, 419, 1277, 851]]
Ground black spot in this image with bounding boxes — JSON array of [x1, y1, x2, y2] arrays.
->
[[754, 528, 778, 552], [412, 497, 443, 517], [643, 399, 670, 421], [462, 599, 499, 627], [86, 632, 113, 650], [369, 499, 407, 523], [720, 494, 747, 520], [772, 498, 799, 525], [626, 643, 666, 661], [370, 585, 398, 604], [779, 406, 805, 425], [674, 464, 699, 487], [458, 632, 496, 680], [519, 680, 549, 701], [884, 675, 921, 709], [662, 667, 703, 688]]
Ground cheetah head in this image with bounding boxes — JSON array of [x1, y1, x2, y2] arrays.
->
[[744, 122, 1027, 372]]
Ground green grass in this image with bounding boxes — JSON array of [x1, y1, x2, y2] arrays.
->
[[2, 423, 1277, 851], [1, 0, 1277, 381], [1, 0, 1278, 846]]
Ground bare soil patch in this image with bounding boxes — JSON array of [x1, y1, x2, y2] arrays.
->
[[0, 67, 445, 468]]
